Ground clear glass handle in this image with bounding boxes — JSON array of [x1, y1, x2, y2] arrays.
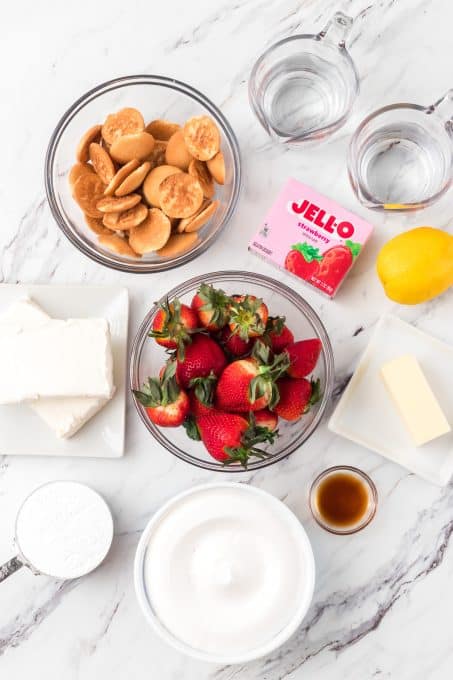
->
[[427, 89, 453, 122], [318, 12, 354, 48]]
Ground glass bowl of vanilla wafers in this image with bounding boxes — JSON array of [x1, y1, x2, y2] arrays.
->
[[45, 75, 241, 273]]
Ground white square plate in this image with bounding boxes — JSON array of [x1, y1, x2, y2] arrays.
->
[[0, 284, 128, 458], [329, 314, 453, 486]]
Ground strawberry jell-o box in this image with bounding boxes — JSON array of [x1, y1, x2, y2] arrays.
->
[[249, 179, 374, 298]]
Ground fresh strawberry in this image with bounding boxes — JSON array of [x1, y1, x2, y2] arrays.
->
[[219, 326, 253, 357], [188, 373, 218, 418], [133, 361, 189, 427], [150, 298, 198, 356], [273, 378, 321, 421], [316, 241, 361, 289], [262, 316, 294, 353], [252, 409, 279, 432], [176, 334, 227, 389], [285, 339, 322, 378], [191, 283, 231, 331], [215, 341, 289, 412], [197, 412, 277, 465], [228, 295, 269, 340], [285, 243, 322, 280]]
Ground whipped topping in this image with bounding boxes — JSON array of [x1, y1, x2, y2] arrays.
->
[[143, 484, 311, 657]]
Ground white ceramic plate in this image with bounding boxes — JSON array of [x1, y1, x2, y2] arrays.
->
[[0, 284, 128, 457], [329, 314, 453, 486]]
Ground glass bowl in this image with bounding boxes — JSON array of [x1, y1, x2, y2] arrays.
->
[[130, 271, 335, 471], [45, 75, 241, 273]]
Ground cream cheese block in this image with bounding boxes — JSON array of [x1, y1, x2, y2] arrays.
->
[[0, 309, 114, 404], [380, 355, 451, 446], [0, 298, 113, 437]]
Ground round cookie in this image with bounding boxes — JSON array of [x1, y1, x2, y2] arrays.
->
[[104, 159, 140, 196], [101, 108, 145, 145], [165, 130, 193, 171], [73, 173, 106, 218], [128, 208, 172, 254], [96, 193, 141, 213], [110, 132, 155, 164], [145, 119, 180, 141], [206, 151, 225, 185], [158, 173, 204, 219], [76, 125, 102, 163], [157, 232, 199, 258], [115, 162, 151, 196], [189, 159, 215, 198], [183, 116, 220, 161], [143, 165, 182, 207], [98, 233, 139, 257], [89, 143, 115, 184]]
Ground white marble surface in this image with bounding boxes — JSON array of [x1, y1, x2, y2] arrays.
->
[[1, 0, 453, 678]]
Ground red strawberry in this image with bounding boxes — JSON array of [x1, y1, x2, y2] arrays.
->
[[286, 339, 322, 378], [191, 283, 231, 331], [150, 298, 198, 356], [133, 362, 189, 427], [285, 243, 322, 280], [197, 412, 277, 465], [253, 409, 278, 432], [228, 295, 269, 340], [262, 316, 294, 353], [273, 378, 321, 421], [215, 341, 289, 412], [219, 326, 253, 357], [176, 334, 227, 389], [316, 241, 361, 289]]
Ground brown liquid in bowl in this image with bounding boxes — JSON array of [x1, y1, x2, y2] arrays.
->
[[316, 472, 369, 528]]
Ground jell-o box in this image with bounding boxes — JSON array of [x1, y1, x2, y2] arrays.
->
[[249, 179, 374, 298]]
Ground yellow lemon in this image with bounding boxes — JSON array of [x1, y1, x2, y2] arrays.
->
[[377, 227, 453, 304]]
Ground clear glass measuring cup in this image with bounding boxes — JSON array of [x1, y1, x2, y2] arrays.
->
[[248, 11, 360, 144], [348, 90, 453, 211]]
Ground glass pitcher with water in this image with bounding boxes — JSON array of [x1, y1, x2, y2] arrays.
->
[[348, 90, 453, 211], [249, 11, 361, 144]]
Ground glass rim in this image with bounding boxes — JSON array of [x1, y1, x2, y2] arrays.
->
[[44, 74, 242, 273], [309, 465, 378, 535], [248, 34, 359, 144], [129, 270, 335, 472], [348, 101, 452, 210]]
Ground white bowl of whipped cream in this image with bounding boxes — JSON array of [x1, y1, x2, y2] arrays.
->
[[134, 482, 315, 664]]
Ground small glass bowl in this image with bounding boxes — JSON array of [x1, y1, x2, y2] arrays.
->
[[45, 75, 241, 273], [130, 270, 335, 472], [309, 465, 377, 535]]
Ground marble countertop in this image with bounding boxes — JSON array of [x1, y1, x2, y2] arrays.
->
[[1, 0, 453, 678]]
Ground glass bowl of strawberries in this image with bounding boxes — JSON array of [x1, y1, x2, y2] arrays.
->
[[130, 271, 334, 471]]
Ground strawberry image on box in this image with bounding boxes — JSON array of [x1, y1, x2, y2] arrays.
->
[[249, 179, 374, 298]]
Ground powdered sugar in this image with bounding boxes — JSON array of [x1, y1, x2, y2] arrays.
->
[[15, 481, 113, 579]]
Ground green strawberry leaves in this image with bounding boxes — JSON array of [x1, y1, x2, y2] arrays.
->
[[291, 242, 323, 263], [183, 415, 201, 441], [133, 361, 180, 408], [197, 283, 232, 328], [345, 240, 361, 258], [249, 342, 291, 408], [303, 378, 322, 413], [189, 372, 217, 406]]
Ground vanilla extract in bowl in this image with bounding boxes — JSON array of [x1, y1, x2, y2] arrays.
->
[[309, 466, 377, 534]]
